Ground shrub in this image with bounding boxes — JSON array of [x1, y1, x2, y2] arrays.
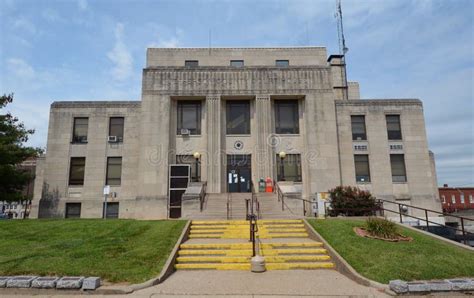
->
[[365, 217, 398, 239], [328, 186, 378, 216]]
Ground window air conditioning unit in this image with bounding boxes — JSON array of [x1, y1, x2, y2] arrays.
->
[[180, 128, 190, 135], [357, 137, 362, 140], [108, 136, 118, 143]]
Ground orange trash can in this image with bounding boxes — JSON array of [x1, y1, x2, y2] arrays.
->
[[265, 177, 273, 193]]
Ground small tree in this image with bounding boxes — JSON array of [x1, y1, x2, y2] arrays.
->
[[328, 186, 378, 216], [0, 93, 43, 203]]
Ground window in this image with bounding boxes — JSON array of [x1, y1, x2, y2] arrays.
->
[[276, 154, 302, 182], [451, 195, 456, 204], [226, 100, 250, 134], [109, 117, 124, 142], [104, 202, 119, 218], [386, 115, 402, 140], [177, 101, 202, 135], [275, 60, 289, 67], [460, 194, 465, 204], [72, 117, 88, 143], [442, 195, 446, 203], [106, 157, 122, 186], [185, 60, 198, 67], [65, 203, 81, 218], [69, 157, 86, 186], [275, 100, 299, 134], [354, 155, 370, 182], [351, 115, 367, 140], [230, 60, 244, 67], [469, 194, 473, 204], [176, 155, 200, 182], [390, 154, 407, 182]]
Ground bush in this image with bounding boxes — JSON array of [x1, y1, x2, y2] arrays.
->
[[365, 217, 398, 239], [328, 186, 378, 216]]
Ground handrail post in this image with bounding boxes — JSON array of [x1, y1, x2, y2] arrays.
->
[[398, 204, 403, 223], [461, 218, 466, 245], [425, 209, 429, 231]]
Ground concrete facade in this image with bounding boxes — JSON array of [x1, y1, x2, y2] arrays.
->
[[30, 47, 441, 219]]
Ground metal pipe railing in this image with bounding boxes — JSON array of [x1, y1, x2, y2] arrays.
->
[[323, 199, 473, 246]]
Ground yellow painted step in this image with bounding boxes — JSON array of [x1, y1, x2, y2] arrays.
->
[[175, 262, 334, 270], [179, 248, 327, 256], [266, 262, 335, 270], [180, 243, 252, 250], [175, 263, 250, 270], [179, 249, 252, 256], [177, 255, 331, 263], [260, 248, 328, 255], [260, 242, 323, 248], [191, 219, 303, 225], [191, 224, 306, 230], [189, 228, 307, 234], [177, 256, 250, 263], [188, 233, 309, 239]]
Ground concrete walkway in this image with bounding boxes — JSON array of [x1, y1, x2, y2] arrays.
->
[[136, 270, 389, 297], [1, 270, 389, 297]]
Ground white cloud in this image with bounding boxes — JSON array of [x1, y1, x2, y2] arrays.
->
[[42, 8, 64, 22], [7, 58, 35, 78], [77, 0, 88, 11], [12, 16, 36, 34], [147, 26, 183, 48], [107, 23, 133, 81]]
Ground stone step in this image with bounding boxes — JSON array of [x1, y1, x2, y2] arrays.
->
[[175, 262, 335, 270], [178, 248, 327, 256], [176, 255, 331, 263]]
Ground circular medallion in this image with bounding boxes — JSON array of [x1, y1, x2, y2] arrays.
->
[[234, 140, 244, 150]]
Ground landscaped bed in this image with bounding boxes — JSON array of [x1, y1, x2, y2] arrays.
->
[[308, 219, 474, 284], [0, 219, 186, 284]]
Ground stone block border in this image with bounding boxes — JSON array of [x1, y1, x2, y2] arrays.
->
[[390, 279, 474, 294], [0, 275, 100, 290]]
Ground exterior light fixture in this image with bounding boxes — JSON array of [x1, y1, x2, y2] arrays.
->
[[279, 151, 286, 181], [193, 152, 200, 182]]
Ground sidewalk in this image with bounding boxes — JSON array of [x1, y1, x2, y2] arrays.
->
[[1, 270, 389, 297]]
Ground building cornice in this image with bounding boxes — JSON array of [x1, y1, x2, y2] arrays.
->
[[143, 67, 332, 95], [51, 101, 141, 108], [335, 99, 423, 107]]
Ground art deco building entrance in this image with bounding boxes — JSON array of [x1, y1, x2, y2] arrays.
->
[[226, 155, 251, 193]]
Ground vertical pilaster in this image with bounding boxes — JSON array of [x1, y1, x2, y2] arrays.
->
[[255, 95, 273, 185], [206, 95, 222, 193]]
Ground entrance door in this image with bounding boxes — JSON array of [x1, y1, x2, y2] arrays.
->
[[227, 155, 251, 192]]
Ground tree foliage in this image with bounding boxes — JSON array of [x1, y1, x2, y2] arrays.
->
[[0, 93, 43, 202], [328, 185, 379, 216]]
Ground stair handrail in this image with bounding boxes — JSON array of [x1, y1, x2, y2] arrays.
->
[[276, 182, 310, 216], [199, 181, 207, 212], [226, 192, 231, 220]]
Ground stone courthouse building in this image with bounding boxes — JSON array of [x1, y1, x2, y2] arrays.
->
[[30, 47, 441, 220]]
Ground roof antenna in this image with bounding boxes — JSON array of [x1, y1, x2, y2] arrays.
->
[[335, 0, 349, 99]]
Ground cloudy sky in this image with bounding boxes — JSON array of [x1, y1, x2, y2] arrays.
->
[[0, 0, 472, 186]]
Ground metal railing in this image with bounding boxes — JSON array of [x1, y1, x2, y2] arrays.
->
[[323, 198, 474, 246], [226, 193, 231, 220], [275, 182, 311, 216], [199, 181, 207, 212], [248, 181, 259, 257]]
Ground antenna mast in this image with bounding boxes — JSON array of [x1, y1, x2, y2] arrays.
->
[[335, 0, 349, 99]]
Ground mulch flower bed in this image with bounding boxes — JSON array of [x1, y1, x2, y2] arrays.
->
[[354, 227, 413, 242]]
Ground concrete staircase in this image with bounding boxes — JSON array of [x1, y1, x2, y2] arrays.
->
[[192, 192, 300, 220], [175, 219, 335, 270], [257, 193, 301, 219]]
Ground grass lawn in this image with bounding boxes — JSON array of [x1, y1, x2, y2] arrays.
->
[[0, 219, 186, 284], [308, 219, 474, 284]]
